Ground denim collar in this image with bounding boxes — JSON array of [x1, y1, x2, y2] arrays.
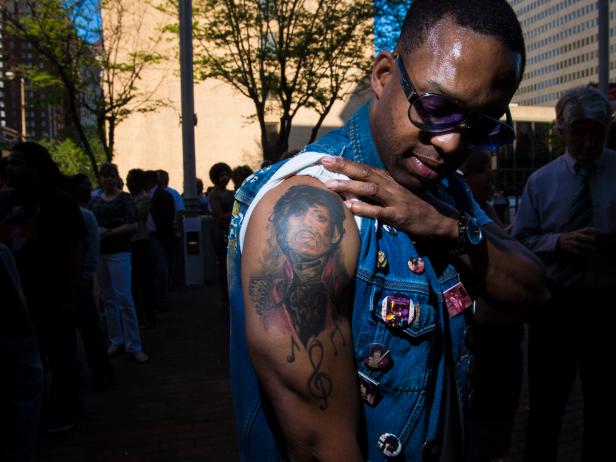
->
[[347, 102, 386, 170]]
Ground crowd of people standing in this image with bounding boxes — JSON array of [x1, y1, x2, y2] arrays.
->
[[0, 141, 252, 460]]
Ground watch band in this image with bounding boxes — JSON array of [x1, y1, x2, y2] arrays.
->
[[447, 214, 476, 257]]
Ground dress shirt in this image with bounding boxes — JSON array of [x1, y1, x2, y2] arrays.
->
[[146, 186, 158, 233], [512, 149, 616, 289], [166, 187, 186, 213]]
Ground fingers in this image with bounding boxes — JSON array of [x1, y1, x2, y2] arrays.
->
[[321, 156, 377, 180], [324, 179, 379, 198], [559, 231, 595, 257], [322, 157, 400, 202], [343, 200, 383, 220], [574, 232, 598, 244], [573, 241, 597, 257], [578, 227, 602, 237]]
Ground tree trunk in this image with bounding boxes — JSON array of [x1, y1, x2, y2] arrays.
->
[[276, 115, 292, 160], [309, 94, 338, 144], [66, 87, 100, 178], [107, 117, 116, 162], [256, 104, 278, 162]]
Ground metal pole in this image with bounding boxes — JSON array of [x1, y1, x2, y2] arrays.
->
[[20, 77, 26, 141], [179, 0, 198, 215], [598, 0, 609, 97]]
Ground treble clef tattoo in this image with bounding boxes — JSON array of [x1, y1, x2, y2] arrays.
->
[[307, 339, 333, 410]]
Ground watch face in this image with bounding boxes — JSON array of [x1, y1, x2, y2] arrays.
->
[[466, 217, 483, 245]]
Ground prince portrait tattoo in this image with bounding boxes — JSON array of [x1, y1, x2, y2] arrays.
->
[[248, 185, 350, 409]]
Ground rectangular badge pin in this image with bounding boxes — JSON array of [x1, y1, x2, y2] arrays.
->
[[443, 281, 473, 318], [357, 371, 379, 406]]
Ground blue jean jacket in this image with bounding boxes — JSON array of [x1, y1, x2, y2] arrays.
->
[[228, 103, 482, 461]]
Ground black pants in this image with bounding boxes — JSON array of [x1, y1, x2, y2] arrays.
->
[[466, 320, 523, 461], [131, 239, 158, 323], [524, 287, 615, 462], [76, 282, 113, 378], [33, 307, 79, 421]]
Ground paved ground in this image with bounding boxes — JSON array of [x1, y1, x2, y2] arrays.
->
[[36, 284, 239, 462], [35, 284, 582, 461], [510, 330, 583, 462]]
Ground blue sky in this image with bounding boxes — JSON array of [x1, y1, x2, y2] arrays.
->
[[73, 0, 102, 43], [374, 0, 411, 54], [74, 0, 411, 48]]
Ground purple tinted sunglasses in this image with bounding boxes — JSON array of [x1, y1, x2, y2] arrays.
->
[[396, 54, 515, 151]]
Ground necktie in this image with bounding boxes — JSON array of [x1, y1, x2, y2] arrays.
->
[[566, 162, 595, 230], [557, 161, 595, 288]]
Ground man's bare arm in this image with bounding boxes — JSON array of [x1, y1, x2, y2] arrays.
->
[[241, 176, 362, 461]]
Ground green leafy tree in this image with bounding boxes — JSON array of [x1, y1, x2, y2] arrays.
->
[[2, 0, 168, 176], [39, 136, 105, 183], [161, 0, 374, 161]]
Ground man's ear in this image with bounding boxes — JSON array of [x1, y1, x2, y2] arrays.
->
[[371, 51, 395, 100]]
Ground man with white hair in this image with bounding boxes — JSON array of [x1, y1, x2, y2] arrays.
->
[[513, 85, 616, 461]]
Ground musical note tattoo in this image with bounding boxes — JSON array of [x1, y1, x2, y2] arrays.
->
[[287, 336, 300, 363], [330, 324, 346, 356]]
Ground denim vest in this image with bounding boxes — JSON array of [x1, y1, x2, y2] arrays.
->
[[228, 103, 477, 461]]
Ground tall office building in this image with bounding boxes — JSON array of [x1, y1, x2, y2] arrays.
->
[[0, 0, 63, 143], [511, 0, 615, 106]]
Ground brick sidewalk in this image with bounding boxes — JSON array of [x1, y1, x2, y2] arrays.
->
[[36, 284, 239, 462], [35, 285, 582, 461], [508, 328, 583, 462]]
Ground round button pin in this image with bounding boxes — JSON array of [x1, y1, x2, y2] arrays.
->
[[408, 256, 425, 274], [361, 343, 392, 369], [382, 224, 398, 236], [377, 250, 388, 269], [378, 432, 402, 457], [381, 295, 415, 328]]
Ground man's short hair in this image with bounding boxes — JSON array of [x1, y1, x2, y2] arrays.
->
[[11, 141, 63, 188], [144, 170, 158, 190], [398, 0, 525, 80], [556, 86, 613, 131], [99, 162, 120, 178], [126, 168, 146, 193], [209, 162, 232, 185], [271, 185, 345, 256]]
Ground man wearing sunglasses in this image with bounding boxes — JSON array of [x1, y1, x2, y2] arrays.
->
[[228, 0, 549, 460]]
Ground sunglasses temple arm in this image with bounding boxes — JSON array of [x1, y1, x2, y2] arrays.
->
[[396, 56, 416, 102], [506, 108, 515, 136]]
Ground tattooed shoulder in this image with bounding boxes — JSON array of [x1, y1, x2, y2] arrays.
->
[[246, 183, 355, 410]]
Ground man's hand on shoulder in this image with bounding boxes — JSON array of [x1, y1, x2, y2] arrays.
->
[[320, 156, 459, 240], [241, 175, 362, 461]]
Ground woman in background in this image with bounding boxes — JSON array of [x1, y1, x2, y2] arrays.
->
[[207, 163, 234, 308], [89, 163, 149, 363]]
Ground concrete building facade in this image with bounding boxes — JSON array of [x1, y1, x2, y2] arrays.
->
[[511, 0, 615, 106], [110, 2, 369, 190]]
